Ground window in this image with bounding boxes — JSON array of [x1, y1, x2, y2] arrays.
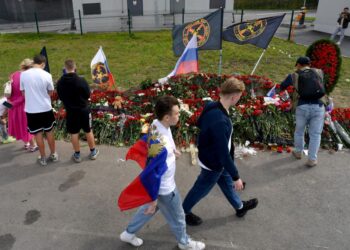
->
[[210, 0, 226, 9], [127, 0, 143, 16], [82, 3, 101, 15], [170, 0, 185, 14]]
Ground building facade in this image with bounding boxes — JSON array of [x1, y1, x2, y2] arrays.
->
[[0, 0, 73, 22], [72, 0, 234, 32], [314, 0, 350, 37]]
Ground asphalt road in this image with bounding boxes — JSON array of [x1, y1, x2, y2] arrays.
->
[[1, 140, 350, 250]]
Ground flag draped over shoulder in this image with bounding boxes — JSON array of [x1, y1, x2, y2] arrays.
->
[[118, 135, 168, 211], [40, 46, 50, 73], [172, 9, 223, 56], [223, 14, 285, 49], [91, 46, 115, 88]]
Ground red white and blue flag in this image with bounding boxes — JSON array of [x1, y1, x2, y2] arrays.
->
[[91, 46, 115, 88], [118, 135, 168, 211], [266, 84, 277, 98], [159, 34, 199, 83], [169, 34, 199, 77]]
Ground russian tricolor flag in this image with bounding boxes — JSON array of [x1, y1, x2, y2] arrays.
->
[[118, 135, 168, 211], [159, 34, 199, 84], [266, 84, 277, 98]]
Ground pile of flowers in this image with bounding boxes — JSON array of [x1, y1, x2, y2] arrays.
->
[[51, 73, 349, 150], [306, 39, 342, 94]]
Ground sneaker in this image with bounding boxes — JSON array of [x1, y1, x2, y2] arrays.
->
[[37, 156, 47, 166], [24, 143, 30, 150], [305, 159, 317, 167], [336, 41, 341, 45], [2, 136, 16, 144], [89, 149, 99, 160], [120, 231, 143, 247], [29, 145, 39, 152], [48, 152, 59, 162], [292, 150, 302, 159], [178, 238, 205, 250], [185, 212, 203, 226], [72, 153, 82, 163], [236, 198, 259, 218]]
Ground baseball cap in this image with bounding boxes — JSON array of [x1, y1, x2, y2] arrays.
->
[[295, 56, 311, 66]]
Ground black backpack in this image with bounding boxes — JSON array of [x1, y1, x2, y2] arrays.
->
[[296, 68, 325, 100]]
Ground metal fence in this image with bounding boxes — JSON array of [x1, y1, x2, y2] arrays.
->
[[0, 9, 312, 42]]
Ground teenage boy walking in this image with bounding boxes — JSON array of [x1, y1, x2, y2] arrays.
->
[[183, 77, 258, 226], [120, 96, 205, 250]]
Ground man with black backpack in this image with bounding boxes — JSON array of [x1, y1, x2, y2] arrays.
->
[[280, 56, 325, 167]]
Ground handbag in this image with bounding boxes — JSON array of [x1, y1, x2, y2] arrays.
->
[[3, 80, 12, 98]]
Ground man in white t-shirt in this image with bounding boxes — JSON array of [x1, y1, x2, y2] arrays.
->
[[120, 96, 205, 250], [20, 55, 58, 166]]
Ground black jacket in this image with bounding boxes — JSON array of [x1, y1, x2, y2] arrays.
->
[[337, 12, 350, 29], [57, 73, 90, 111], [196, 101, 240, 181]]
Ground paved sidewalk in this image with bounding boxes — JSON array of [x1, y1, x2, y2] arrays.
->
[[0, 140, 350, 250]]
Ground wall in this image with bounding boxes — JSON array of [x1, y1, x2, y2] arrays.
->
[[0, 0, 73, 22], [314, 0, 350, 36], [72, 0, 234, 32]]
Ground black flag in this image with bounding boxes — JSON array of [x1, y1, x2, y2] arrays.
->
[[173, 9, 223, 56], [223, 14, 285, 49], [40, 46, 50, 73]]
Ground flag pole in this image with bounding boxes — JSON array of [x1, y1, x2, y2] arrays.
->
[[250, 49, 266, 75], [218, 49, 223, 75], [218, 7, 224, 75]]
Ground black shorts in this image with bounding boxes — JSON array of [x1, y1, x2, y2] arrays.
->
[[26, 110, 56, 134], [66, 108, 92, 134]]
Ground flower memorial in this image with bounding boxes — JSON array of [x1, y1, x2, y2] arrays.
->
[[306, 39, 342, 94], [52, 72, 350, 151]]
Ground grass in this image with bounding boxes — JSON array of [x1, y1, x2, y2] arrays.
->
[[0, 31, 349, 106]]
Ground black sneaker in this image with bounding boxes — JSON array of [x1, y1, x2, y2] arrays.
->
[[236, 198, 258, 218], [185, 212, 203, 226]]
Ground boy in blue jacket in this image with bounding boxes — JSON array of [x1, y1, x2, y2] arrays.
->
[[183, 77, 258, 226]]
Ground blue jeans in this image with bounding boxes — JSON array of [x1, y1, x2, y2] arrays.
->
[[126, 188, 189, 245], [294, 104, 325, 161], [331, 26, 346, 43], [0, 123, 8, 140], [183, 168, 243, 214]]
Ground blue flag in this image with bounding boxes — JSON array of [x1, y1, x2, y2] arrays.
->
[[223, 14, 285, 49], [172, 9, 223, 56], [40, 46, 50, 73]]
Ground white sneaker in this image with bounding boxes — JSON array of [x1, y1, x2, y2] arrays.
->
[[120, 231, 143, 247], [178, 238, 205, 250], [336, 41, 341, 45]]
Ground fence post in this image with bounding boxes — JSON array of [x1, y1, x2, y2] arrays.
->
[[78, 9, 83, 35], [288, 10, 295, 41], [240, 9, 244, 22], [127, 9, 132, 36], [182, 8, 185, 24], [34, 12, 40, 34]]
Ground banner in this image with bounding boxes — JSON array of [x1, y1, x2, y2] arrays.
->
[[91, 46, 115, 88], [173, 9, 223, 56], [40, 46, 50, 73], [223, 14, 286, 49]]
